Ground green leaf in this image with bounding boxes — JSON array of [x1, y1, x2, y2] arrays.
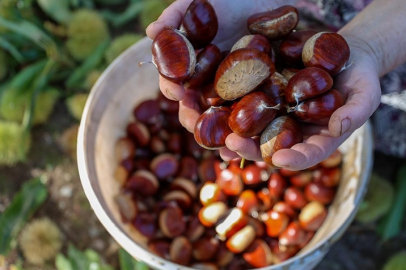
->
[[56, 253, 73, 270], [0, 178, 48, 255], [8, 59, 47, 94], [378, 165, 406, 241], [37, 0, 72, 25], [101, 1, 144, 28], [66, 39, 110, 89], [119, 248, 149, 270], [68, 244, 90, 270], [0, 36, 25, 63]]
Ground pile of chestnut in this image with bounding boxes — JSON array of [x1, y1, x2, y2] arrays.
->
[[114, 91, 343, 269], [149, 0, 350, 168]]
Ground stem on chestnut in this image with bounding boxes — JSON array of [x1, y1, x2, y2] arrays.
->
[[138, 61, 157, 69], [240, 158, 246, 169], [263, 103, 281, 110]]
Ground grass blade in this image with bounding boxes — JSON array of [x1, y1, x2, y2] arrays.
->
[[0, 178, 48, 255], [0, 36, 25, 63]]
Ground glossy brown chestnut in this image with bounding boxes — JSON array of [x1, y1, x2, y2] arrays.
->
[[257, 188, 274, 212], [215, 243, 235, 267], [150, 153, 179, 180], [231, 35, 272, 56], [199, 182, 226, 206], [170, 236, 192, 266], [260, 116, 303, 168], [285, 67, 333, 104], [216, 166, 244, 196], [305, 182, 336, 205], [151, 28, 195, 83], [200, 83, 226, 109], [240, 164, 269, 186], [247, 217, 266, 237], [132, 213, 157, 239], [180, 0, 218, 49], [279, 167, 299, 177], [171, 177, 197, 199], [115, 137, 135, 162], [279, 30, 318, 67], [194, 106, 233, 149], [186, 216, 205, 242], [150, 135, 166, 154], [157, 92, 179, 113], [184, 44, 222, 89], [177, 156, 198, 181], [148, 239, 170, 260], [126, 170, 159, 196], [299, 201, 328, 231], [115, 193, 137, 222], [133, 99, 161, 124], [198, 156, 217, 183], [292, 89, 344, 125], [236, 190, 259, 214], [215, 208, 248, 240], [279, 221, 306, 246], [247, 5, 299, 40], [192, 236, 219, 261], [257, 72, 288, 104], [262, 210, 289, 237], [163, 190, 192, 210], [167, 132, 181, 154], [228, 91, 279, 138], [284, 186, 308, 209], [126, 122, 150, 147], [226, 225, 256, 254], [299, 231, 315, 249], [289, 171, 313, 187], [273, 201, 297, 219], [320, 150, 342, 168], [268, 172, 288, 199], [268, 238, 299, 264], [302, 32, 350, 75], [198, 201, 228, 227], [158, 204, 186, 238], [214, 48, 275, 100], [313, 167, 341, 187], [281, 68, 300, 80], [242, 239, 273, 268]]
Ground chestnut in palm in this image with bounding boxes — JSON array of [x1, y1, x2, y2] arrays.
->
[[279, 30, 318, 67], [228, 92, 279, 138], [231, 34, 273, 57], [260, 116, 303, 168], [194, 106, 233, 149]]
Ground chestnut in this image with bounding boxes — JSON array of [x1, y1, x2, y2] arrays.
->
[[126, 170, 159, 196], [158, 204, 186, 238], [133, 99, 160, 125], [292, 89, 344, 125], [157, 92, 179, 113], [126, 122, 150, 147], [299, 201, 328, 231], [279, 167, 298, 177], [199, 182, 227, 206], [320, 150, 342, 168], [177, 156, 198, 181], [247, 5, 299, 40], [262, 210, 289, 237], [247, 217, 266, 237], [257, 72, 288, 104], [167, 132, 181, 154], [279, 30, 318, 67], [214, 48, 275, 100], [285, 67, 333, 104], [284, 186, 308, 210], [240, 164, 269, 186], [281, 68, 300, 80], [184, 44, 222, 89], [163, 190, 192, 210], [304, 182, 336, 205], [268, 172, 288, 199], [198, 201, 228, 227], [225, 225, 256, 254], [215, 243, 235, 267], [313, 167, 341, 187], [114, 164, 130, 186], [236, 190, 259, 214], [194, 106, 233, 150], [150, 28, 196, 83], [215, 208, 248, 240], [289, 171, 313, 187], [231, 34, 272, 56], [260, 116, 303, 168], [273, 201, 297, 219], [302, 32, 350, 75], [198, 156, 217, 183], [132, 213, 157, 239], [180, 0, 218, 49], [299, 231, 315, 249], [200, 83, 226, 109], [228, 91, 279, 138], [186, 216, 205, 242], [115, 193, 137, 222], [242, 239, 273, 268], [279, 221, 306, 246], [268, 238, 299, 264], [150, 135, 166, 154], [192, 236, 219, 261], [170, 236, 192, 266], [150, 153, 179, 180], [148, 239, 170, 260], [171, 177, 198, 199], [115, 137, 135, 163], [216, 166, 244, 196], [256, 188, 274, 212]]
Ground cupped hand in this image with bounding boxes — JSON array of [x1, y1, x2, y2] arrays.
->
[[220, 34, 382, 170]]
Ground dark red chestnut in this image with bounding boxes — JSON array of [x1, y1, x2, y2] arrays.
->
[[313, 167, 341, 188], [240, 164, 269, 186], [157, 92, 179, 113], [171, 177, 198, 199], [279, 221, 306, 246], [180, 0, 218, 49], [289, 171, 313, 187], [216, 166, 244, 196], [170, 236, 192, 266], [150, 28, 195, 83], [228, 91, 279, 138], [194, 106, 233, 149], [304, 182, 336, 205], [215, 49, 275, 100], [198, 156, 217, 183], [285, 67, 333, 104], [302, 32, 350, 75], [236, 190, 259, 214], [247, 5, 299, 40], [292, 89, 344, 125], [184, 44, 222, 89], [115, 193, 137, 222], [215, 208, 248, 240], [192, 236, 220, 261], [200, 83, 226, 109], [284, 187, 308, 209], [260, 116, 303, 168], [298, 201, 327, 231], [242, 239, 273, 268], [150, 153, 179, 180], [115, 138, 135, 162], [159, 204, 186, 238], [257, 72, 287, 103], [126, 170, 159, 196], [273, 201, 297, 219], [148, 240, 170, 260], [320, 150, 342, 168], [133, 99, 160, 124], [262, 210, 289, 237], [231, 34, 272, 57], [132, 213, 157, 239], [279, 30, 318, 67], [126, 122, 150, 147], [268, 172, 288, 199]]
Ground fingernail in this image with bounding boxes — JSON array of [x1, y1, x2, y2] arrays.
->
[[340, 119, 351, 135]]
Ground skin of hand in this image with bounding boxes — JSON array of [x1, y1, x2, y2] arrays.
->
[[146, 0, 404, 171]]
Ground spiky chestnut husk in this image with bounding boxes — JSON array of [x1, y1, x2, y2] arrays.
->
[[105, 34, 143, 64], [0, 87, 59, 125], [0, 121, 31, 165], [355, 174, 394, 223], [19, 218, 62, 265], [59, 124, 79, 160], [383, 252, 406, 270], [84, 70, 103, 90], [66, 9, 109, 61], [66, 93, 88, 121], [0, 49, 7, 81], [140, 0, 170, 29]]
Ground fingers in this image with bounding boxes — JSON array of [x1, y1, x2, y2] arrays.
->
[[225, 134, 262, 161], [219, 147, 240, 161], [159, 76, 186, 101], [179, 89, 202, 132], [329, 68, 381, 137], [146, 0, 194, 39]]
